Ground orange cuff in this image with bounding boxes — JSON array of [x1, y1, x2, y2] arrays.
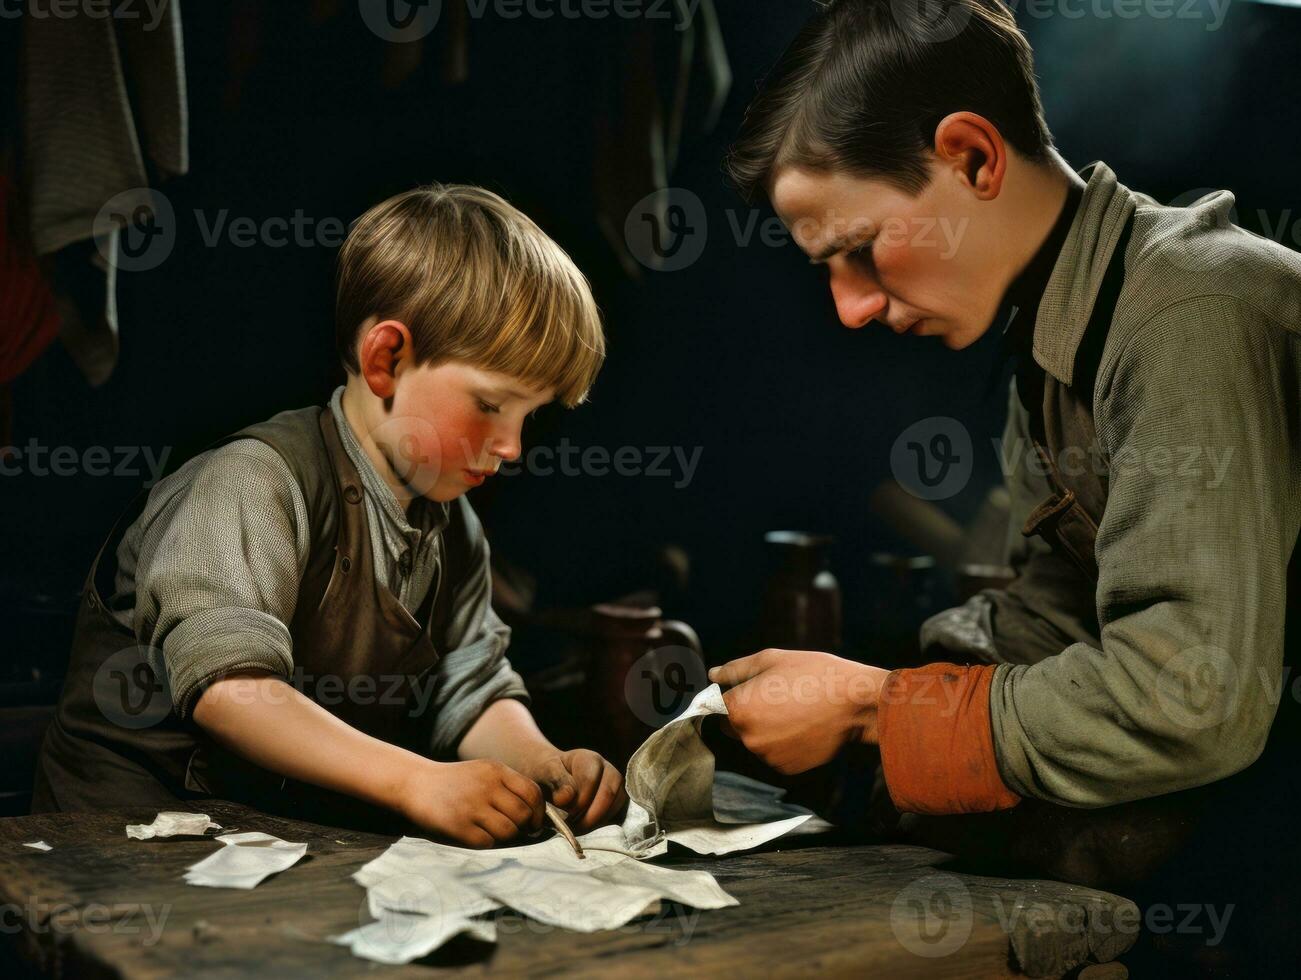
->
[[878, 663, 1021, 815]]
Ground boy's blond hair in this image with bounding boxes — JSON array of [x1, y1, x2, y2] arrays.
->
[[336, 184, 605, 407]]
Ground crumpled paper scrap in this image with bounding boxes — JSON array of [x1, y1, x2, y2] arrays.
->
[[332, 913, 496, 966], [184, 831, 307, 889], [126, 811, 221, 840]]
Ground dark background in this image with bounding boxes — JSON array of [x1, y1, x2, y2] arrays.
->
[[4, 0, 1299, 679]]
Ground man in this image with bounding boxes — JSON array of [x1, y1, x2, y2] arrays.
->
[[710, 0, 1300, 889]]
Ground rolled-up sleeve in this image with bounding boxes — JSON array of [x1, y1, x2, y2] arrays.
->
[[990, 297, 1300, 807], [131, 440, 310, 718], [421, 499, 529, 758]]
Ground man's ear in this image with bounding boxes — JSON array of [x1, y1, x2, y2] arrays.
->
[[358, 318, 414, 400], [932, 112, 1006, 201]]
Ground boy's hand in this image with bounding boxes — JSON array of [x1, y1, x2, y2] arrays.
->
[[521, 749, 627, 833], [398, 759, 544, 848]]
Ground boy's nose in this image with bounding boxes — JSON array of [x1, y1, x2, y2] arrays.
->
[[829, 266, 887, 330], [491, 430, 522, 463]]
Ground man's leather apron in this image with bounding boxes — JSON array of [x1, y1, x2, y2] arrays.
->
[[32, 406, 462, 831]]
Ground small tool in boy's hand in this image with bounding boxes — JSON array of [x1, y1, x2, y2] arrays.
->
[[545, 802, 585, 859]]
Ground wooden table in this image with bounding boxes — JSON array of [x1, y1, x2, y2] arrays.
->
[[0, 802, 1137, 978]]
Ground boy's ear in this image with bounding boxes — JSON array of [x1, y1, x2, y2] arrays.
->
[[359, 318, 414, 400], [932, 111, 1006, 201]]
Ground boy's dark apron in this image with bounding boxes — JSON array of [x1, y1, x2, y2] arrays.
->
[[32, 406, 466, 832], [922, 210, 1301, 897]]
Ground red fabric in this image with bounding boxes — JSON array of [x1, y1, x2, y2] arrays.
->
[[878, 663, 1021, 815], [0, 173, 62, 384]]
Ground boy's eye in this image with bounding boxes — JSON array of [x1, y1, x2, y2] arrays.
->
[[848, 240, 875, 263], [477, 400, 501, 415]]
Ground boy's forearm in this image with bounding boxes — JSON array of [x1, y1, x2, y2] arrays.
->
[[456, 697, 558, 771], [191, 671, 424, 813]]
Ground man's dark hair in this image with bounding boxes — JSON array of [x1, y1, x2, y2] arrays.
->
[[726, 0, 1053, 201]]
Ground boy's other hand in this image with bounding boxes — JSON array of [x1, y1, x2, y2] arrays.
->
[[523, 749, 627, 833], [399, 759, 544, 848]]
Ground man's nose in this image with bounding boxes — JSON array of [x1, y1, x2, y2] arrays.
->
[[829, 266, 888, 329]]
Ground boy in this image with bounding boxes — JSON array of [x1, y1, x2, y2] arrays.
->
[[710, 0, 1299, 883], [33, 184, 625, 847]]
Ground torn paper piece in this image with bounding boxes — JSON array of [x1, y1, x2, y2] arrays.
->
[[462, 862, 663, 933], [365, 826, 665, 881], [620, 683, 815, 855], [183, 831, 307, 889], [126, 811, 221, 840], [331, 912, 495, 966], [588, 858, 738, 911], [362, 867, 500, 921], [23, 841, 53, 851], [667, 814, 811, 855]]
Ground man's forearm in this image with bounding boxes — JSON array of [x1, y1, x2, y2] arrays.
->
[[191, 671, 425, 812]]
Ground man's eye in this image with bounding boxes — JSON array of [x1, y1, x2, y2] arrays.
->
[[477, 400, 500, 415]]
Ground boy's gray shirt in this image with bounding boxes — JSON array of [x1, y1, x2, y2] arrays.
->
[[109, 386, 528, 755], [923, 162, 1301, 808]]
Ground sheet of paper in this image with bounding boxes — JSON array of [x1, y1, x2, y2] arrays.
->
[[336, 685, 822, 964], [621, 683, 814, 854], [126, 811, 221, 840], [587, 856, 738, 910], [331, 912, 495, 966], [23, 841, 52, 851], [463, 863, 663, 933], [183, 831, 307, 889], [354, 842, 502, 919], [343, 824, 722, 960]]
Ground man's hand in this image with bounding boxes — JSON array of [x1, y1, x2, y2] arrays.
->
[[709, 649, 889, 775], [398, 758, 545, 848], [516, 748, 627, 833]]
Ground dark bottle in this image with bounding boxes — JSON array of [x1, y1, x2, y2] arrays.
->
[[586, 603, 704, 768], [758, 531, 842, 653]]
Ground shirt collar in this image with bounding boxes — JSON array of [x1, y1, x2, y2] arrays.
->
[[1029, 160, 1138, 386], [999, 177, 1083, 366], [328, 386, 450, 539]]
